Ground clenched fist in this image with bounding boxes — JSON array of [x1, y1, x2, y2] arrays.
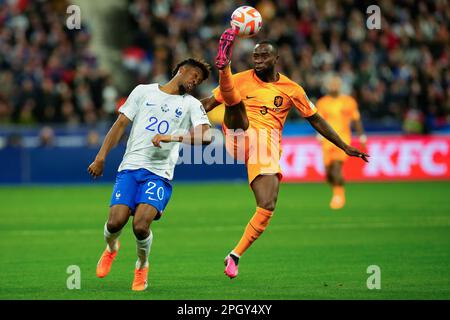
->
[[87, 158, 105, 178]]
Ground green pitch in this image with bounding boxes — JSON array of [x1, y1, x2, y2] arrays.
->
[[1, 181, 449, 300]]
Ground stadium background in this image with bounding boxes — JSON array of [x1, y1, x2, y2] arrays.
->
[[0, 0, 449, 300]]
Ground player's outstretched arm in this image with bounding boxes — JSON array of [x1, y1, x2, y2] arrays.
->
[[88, 113, 131, 178], [306, 113, 369, 162], [201, 96, 221, 113], [152, 124, 212, 147]]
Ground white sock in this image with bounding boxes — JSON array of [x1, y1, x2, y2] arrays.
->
[[136, 230, 153, 269], [104, 222, 121, 252]]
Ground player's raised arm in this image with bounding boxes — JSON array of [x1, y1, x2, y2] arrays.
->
[[306, 112, 369, 162], [88, 113, 131, 178], [200, 95, 221, 113], [152, 124, 212, 147]]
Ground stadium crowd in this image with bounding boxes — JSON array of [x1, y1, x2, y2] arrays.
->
[[124, 0, 449, 133], [0, 0, 118, 127], [0, 0, 449, 135]]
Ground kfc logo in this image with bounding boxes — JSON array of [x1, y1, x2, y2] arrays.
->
[[364, 140, 448, 177], [280, 136, 450, 182]]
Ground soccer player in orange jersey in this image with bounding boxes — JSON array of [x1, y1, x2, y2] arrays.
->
[[316, 76, 367, 210], [202, 29, 369, 279]]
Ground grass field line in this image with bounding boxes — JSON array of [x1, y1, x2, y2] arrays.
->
[[1, 217, 450, 237]]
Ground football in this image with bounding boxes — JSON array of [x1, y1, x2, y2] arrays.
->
[[230, 6, 263, 37]]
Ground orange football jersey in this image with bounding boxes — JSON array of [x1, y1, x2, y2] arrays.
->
[[213, 69, 317, 134], [316, 95, 360, 145]]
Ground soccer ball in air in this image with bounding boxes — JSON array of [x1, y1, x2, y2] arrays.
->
[[230, 6, 263, 37]]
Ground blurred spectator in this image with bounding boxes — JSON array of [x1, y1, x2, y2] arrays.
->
[[102, 75, 119, 119], [39, 126, 55, 148], [5, 133, 23, 148], [0, 95, 12, 123], [61, 100, 81, 125], [86, 130, 100, 148], [403, 107, 425, 134]]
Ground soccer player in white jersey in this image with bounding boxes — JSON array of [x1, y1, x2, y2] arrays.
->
[[87, 58, 212, 291]]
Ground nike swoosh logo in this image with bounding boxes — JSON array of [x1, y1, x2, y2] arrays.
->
[[146, 102, 156, 107], [245, 96, 256, 99]]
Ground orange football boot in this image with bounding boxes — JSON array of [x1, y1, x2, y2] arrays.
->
[[132, 266, 149, 291], [96, 241, 120, 278]]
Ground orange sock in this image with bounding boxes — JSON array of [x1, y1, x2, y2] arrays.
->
[[219, 65, 241, 106], [333, 185, 345, 197], [233, 207, 273, 257]]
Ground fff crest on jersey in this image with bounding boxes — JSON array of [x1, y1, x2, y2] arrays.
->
[[274, 96, 283, 108], [161, 104, 170, 112]]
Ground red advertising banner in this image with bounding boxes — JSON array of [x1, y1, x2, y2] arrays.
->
[[280, 135, 450, 182]]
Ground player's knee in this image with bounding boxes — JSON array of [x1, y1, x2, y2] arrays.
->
[[133, 223, 150, 240], [332, 162, 342, 174], [107, 219, 123, 233], [257, 199, 277, 212]]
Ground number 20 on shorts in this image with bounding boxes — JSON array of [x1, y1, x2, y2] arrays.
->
[[145, 181, 164, 201]]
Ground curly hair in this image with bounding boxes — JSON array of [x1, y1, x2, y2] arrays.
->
[[172, 58, 211, 80]]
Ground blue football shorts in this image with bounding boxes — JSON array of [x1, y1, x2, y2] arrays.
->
[[109, 168, 172, 220]]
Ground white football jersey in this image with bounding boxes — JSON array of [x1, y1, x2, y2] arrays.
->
[[117, 83, 210, 180]]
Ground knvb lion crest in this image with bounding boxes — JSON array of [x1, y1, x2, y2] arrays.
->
[[274, 96, 283, 108]]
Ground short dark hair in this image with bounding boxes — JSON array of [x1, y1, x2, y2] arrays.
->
[[172, 58, 211, 80], [256, 40, 278, 55]]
